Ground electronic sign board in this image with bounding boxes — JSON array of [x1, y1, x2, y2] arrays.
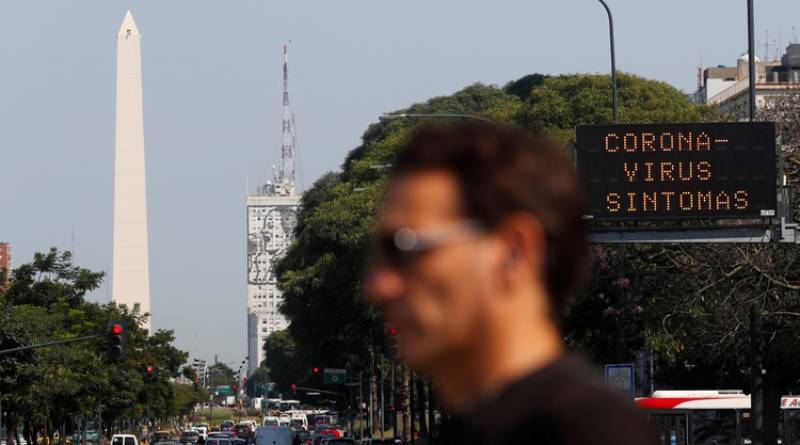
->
[[576, 122, 776, 221]]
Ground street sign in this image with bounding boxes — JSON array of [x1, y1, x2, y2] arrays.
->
[[576, 122, 776, 221], [323, 368, 347, 384], [216, 385, 232, 395], [604, 364, 635, 396]]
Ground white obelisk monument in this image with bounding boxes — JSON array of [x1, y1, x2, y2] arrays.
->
[[112, 10, 151, 331]]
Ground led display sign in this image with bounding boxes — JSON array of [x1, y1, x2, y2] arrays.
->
[[576, 122, 776, 221]]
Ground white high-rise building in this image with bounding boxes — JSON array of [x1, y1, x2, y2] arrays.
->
[[112, 10, 151, 331], [247, 45, 299, 376], [246, 192, 298, 375]]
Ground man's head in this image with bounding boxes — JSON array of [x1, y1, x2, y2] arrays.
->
[[364, 122, 588, 372]]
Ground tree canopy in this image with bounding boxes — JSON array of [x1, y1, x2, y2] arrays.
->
[[0, 248, 193, 444]]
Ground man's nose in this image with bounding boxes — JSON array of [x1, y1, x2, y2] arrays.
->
[[363, 265, 406, 304]]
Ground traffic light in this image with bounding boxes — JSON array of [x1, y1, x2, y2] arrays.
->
[[107, 321, 127, 360], [145, 365, 155, 381], [290, 383, 297, 394], [312, 367, 320, 375], [193, 378, 200, 390], [385, 324, 399, 359]]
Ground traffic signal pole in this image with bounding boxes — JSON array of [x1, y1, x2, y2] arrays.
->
[[0, 333, 102, 356]]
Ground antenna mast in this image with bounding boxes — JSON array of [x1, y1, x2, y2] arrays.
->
[[275, 44, 297, 196]]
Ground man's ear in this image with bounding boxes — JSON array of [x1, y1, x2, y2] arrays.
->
[[495, 212, 546, 282]]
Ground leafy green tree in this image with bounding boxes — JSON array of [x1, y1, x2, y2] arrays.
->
[[206, 363, 237, 388], [521, 73, 719, 144], [262, 330, 304, 395], [0, 249, 190, 443]]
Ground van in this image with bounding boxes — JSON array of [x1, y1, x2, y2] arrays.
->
[[262, 417, 279, 428], [111, 434, 138, 445], [254, 427, 292, 445]]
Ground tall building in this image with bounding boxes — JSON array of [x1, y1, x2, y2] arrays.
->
[[247, 45, 300, 376], [0, 242, 10, 292], [699, 44, 800, 118], [112, 10, 151, 331]]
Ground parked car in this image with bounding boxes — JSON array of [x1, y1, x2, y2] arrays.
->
[[72, 427, 99, 444]]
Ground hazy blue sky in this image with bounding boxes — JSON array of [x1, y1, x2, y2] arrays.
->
[[1, 0, 798, 365]]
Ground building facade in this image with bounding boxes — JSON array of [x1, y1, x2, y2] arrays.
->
[[700, 45, 800, 119], [246, 191, 299, 375], [0, 242, 10, 291]]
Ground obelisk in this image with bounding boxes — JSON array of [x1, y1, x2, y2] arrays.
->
[[112, 10, 151, 331]]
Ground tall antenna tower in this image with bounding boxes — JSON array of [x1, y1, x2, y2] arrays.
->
[[269, 44, 297, 197]]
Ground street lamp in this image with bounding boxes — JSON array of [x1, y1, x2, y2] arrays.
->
[[597, 0, 618, 122]]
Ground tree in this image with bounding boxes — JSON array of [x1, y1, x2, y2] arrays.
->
[[0, 249, 190, 443], [263, 330, 303, 395], [521, 73, 719, 144]]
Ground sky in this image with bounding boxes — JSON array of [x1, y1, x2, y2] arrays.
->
[[1, 0, 799, 366]]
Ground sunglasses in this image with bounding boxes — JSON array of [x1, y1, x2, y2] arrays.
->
[[370, 219, 488, 269]]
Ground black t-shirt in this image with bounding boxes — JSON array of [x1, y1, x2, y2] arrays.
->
[[442, 355, 657, 445]]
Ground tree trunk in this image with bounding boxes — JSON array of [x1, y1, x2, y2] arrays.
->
[[415, 379, 428, 438], [401, 367, 411, 442], [371, 363, 380, 436]]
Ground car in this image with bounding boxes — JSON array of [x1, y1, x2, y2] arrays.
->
[[233, 424, 252, 439], [288, 417, 307, 431], [220, 421, 236, 431], [205, 439, 232, 445], [180, 431, 200, 445], [191, 427, 208, 443], [207, 432, 234, 440], [262, 417, 279, 428], [292, 430, 312, 445], [321, 440, 355, 445], [231, 439, 248, 445], [72, 427, 99, 444], [152, 432, 172, 443], [254, 427, 292, 445], [153, 441, 182, 445], [111, 434, 139, 445]]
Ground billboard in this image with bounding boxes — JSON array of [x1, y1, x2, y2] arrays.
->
[[576, 122, 776, 221]]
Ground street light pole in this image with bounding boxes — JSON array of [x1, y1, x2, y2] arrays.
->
[[747, 0, 757, 121], [597, 0, 618, 122]]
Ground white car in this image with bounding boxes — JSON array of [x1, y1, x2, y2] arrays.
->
[[262, 416, 279, 427], [191, 426, 209, 442], [111, 434, 138, 445]]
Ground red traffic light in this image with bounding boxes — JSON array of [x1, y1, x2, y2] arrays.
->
[[387, 326, 398, 336], [194, 379, 200, 385], [146, 366, 154, 374], [111, 324, 123, 335], [290, 383, 297, 393], [312, 367, 320, 374]]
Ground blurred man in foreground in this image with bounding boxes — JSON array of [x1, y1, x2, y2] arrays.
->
[[364, 123, 655, 444]]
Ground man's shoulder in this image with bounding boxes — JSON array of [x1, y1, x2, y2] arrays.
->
[[472, 355, 656, 445]]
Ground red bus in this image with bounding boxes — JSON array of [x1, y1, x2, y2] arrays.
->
[[636, 390, 800, 445]]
